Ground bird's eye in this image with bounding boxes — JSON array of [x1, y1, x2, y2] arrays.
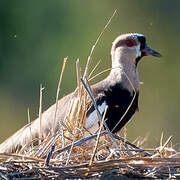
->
[[125, 40, 136, 47]]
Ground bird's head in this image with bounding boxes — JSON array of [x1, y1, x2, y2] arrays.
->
[[111, 33, 162, 67]]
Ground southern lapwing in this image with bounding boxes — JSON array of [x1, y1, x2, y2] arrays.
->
[[0, 33, 161, 153]]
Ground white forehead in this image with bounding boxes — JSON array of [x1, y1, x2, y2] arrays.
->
[[113, 33, 145, 43], [133, 33, 144, 37]]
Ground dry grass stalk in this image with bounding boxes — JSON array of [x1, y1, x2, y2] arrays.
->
[[88, 59, 101, 80], [151, 136, 173, 158], [39, 84, 44, 144], [53, 57, 68, 134], [76, 59, 81, 99], [83, 9, 117, 80]]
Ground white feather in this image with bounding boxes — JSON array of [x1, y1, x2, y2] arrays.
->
[[85, 101, 107, 129], [135, 43, 141, 58]]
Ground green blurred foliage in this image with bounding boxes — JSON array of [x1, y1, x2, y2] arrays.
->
[[0, 0, 180, 148]]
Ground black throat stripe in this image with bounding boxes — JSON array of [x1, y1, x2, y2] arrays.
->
[[135, 36, 147, 66], [137, 36, 146, 50]]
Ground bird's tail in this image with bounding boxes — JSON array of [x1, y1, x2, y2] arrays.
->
[[0, 119, 41, 153], [0, 95, 71, 153], [0, 104, 57, 153]]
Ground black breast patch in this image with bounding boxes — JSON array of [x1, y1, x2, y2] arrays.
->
[[87, 83, 139, 133]]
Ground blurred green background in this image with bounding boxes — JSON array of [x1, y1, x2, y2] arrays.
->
[[0, 0, 180, 149]]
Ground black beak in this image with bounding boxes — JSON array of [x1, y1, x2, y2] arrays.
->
[[142, 45, 162, 57]]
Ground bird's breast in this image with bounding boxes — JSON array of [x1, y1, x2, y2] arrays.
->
[[85, 83, 139, 133]]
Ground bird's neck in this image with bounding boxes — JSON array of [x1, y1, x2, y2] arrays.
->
[[110, 55, 140, 94]]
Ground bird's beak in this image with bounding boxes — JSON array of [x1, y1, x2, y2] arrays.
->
[[142, 45, 162, 57]]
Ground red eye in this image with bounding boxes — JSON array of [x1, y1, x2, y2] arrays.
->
[[125, 40, 135, 47]]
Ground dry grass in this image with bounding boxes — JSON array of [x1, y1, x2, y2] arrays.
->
[[0, 10, 180, 179], [0, 128, 180, 179]]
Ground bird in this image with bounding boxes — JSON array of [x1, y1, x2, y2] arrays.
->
[[0, 33, 161, 153]]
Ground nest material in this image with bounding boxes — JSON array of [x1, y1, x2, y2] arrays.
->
[[0, 132, 180, 179]]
